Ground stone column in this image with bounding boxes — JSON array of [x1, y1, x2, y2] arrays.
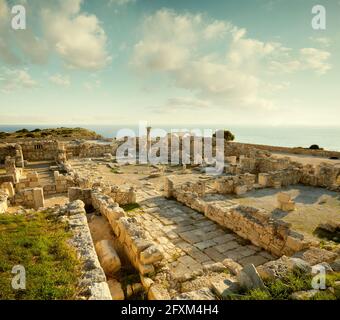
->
[[146, 126, 152, 162]]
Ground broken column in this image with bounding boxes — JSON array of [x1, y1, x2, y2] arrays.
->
[[15, 144, 24, 168], [164, 176, 174, 198], [33, 187, 45, 210], [5, 156, 21, 183]]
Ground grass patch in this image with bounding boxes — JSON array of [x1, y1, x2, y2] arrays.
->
[[121, 203, 141, 212], [241, 270, 340, 300], [0, 212, 81, 300]]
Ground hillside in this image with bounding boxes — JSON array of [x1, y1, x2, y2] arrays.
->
[[0, 127, 103, 141]]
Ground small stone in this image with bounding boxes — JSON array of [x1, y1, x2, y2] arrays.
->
[[237, 264, 267, 291], [222, 259, 243, 275], [203, 262, 226, 273], [211, 277, 240, 299], [140, 275, 154, 290]]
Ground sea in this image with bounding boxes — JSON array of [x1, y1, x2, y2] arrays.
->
[[1, 124, 340, 152]]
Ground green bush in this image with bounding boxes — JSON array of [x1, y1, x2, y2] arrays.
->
[[213, 130, 235, 141]]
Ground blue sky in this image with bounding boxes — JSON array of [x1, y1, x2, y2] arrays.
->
[[0, 0, 339, 127]]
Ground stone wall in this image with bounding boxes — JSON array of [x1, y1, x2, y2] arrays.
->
[[44, 200, 112, 300], [165, 177, 314, 257], [65, 141, 116, 159], [19, 140, 59, 161], [14, 187, 45, 210], [0, 144, 16, 164], [91, 190, 163, 275], [214, 174, 256, 195], [16, 171, 41, 191]]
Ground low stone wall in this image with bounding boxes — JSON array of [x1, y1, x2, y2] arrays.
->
[[91, 190, 163, 275], [166, 177, 314, 257], [14, 187, 44, 210], [68, 187, 93, 207], [214, 174, 256, 195], [0, 191, 8, 213], [16, 171, 41, 191], [44, 200, 112, 300], [19, 140, 59, 161]]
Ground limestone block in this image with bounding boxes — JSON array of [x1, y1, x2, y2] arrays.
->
[[89, 282, 112, 300], [292, 248, 338, 265], [237, 264, 267, 291], [131, 239, 153, 256], [222, 258, 243, 275], [33, 188, 44, 210], [258, 173, 269, 187], [140, 275, 154, 291], [1, 182, 15, 197], [137, 262, 154, 275], [140, 245, 163, 264], [107, 279, 124, 300], [211, 277, 240, 299], [95, 240, 121, 275], [234, 185, 247, 195]]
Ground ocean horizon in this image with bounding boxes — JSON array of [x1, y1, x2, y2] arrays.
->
[[1, 124, 340, 152]]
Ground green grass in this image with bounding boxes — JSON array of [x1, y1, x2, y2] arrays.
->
[[0, 212, 81, 300], [241, 269, 340, 300]]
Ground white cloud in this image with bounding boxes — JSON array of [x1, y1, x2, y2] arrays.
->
[[203, 21, 230, 40], [49, 74, 70, 87], [131, 9, 332, 111], [300, 48, 331, 74], [0, 68, 37, 93], [42, 0, 111, 70], [0, 0, 110, 70]]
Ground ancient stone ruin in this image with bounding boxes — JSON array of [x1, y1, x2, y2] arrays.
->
[[0, 136, 339, 300]]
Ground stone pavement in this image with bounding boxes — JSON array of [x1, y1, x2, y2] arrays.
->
[[135, 189, 277, 285]]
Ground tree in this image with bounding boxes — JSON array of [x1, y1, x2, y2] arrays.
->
[[213, 130, 235, 141]]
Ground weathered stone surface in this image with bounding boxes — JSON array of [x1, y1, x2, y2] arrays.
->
[[292, 248, 337, 265], [237, 264, 267, 291], [95, 240, 121, 275], [211, 277, 240, 299], [222, 258, 243, 275], [140, 245, 163, 264], [330, 259, 340, 272], [107, 279, 124, 300], [257, 256, 311, 280], [89, 282, 112, 300], [148, 284, 171, 300], [174, 287, 216, 300]]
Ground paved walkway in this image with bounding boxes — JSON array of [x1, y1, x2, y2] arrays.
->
[[135, 189, 276, 283]]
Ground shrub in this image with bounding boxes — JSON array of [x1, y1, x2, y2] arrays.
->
[[309, 144, 320, 150], [213, 130, 235, 141], [15, 129, 29, 134], [31, 129, 41, 133]]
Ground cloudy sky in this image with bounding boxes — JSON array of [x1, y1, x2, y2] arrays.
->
[[0, 0, 339, 126]]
